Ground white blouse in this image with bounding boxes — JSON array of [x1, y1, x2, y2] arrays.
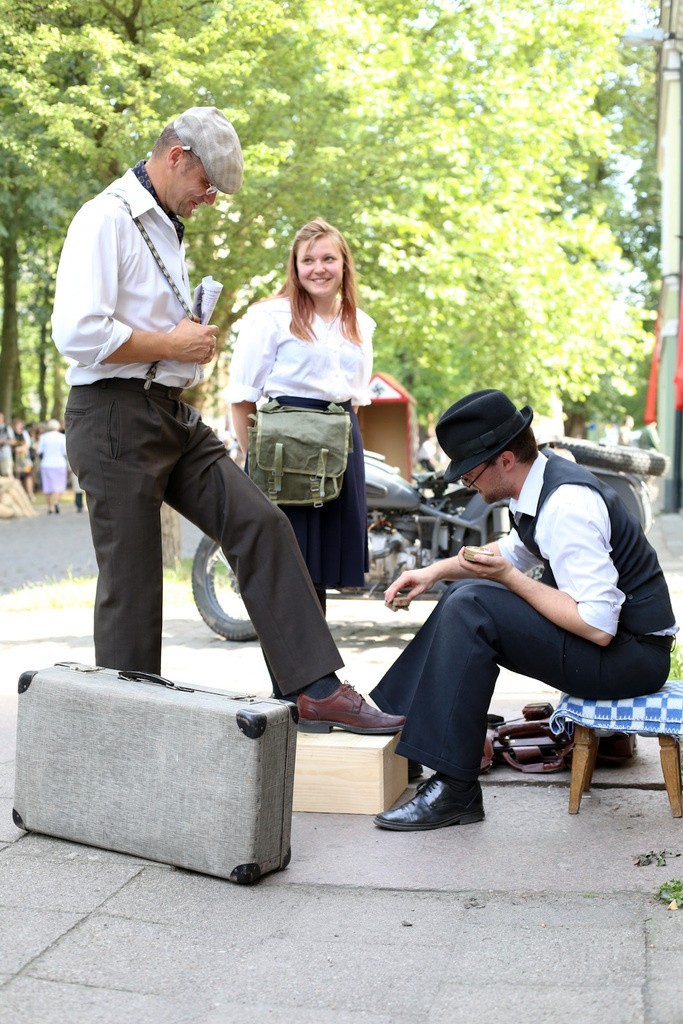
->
[[228, 297, 374, 406]]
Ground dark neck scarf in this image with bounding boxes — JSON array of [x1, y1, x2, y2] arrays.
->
[[132, 160, 184, 243]]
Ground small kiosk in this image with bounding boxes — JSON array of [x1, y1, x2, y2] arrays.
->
[[357, 372, 418, 479]]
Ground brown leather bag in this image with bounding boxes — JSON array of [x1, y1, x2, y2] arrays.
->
[[594, 732, 637, 764], [480, 703, 637, 774]]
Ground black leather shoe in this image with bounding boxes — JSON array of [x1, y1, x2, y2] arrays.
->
[[374, 774, 484, 831]]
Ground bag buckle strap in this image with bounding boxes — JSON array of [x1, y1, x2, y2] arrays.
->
[[269, 443, 284, 501], [311, 449, 329, 508]]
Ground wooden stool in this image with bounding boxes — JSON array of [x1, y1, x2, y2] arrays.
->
[[550, 682, 683, 817], [568, 725, 681, 816]]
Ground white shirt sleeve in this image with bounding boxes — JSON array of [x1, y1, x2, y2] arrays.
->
[[497, 527, 541, 574], [228, 307, 281, 403], [534, 484, 624, 635], [52, 200, 135, 366]]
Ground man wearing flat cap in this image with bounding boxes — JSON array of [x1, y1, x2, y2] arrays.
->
[[371, 389, 677, 831], [50, 107, 404, 735]]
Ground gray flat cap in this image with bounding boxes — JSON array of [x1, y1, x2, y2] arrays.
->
[[173, 106, 243, 194]]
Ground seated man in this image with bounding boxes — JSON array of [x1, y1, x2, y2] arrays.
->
[[371, 389, 677, 831]]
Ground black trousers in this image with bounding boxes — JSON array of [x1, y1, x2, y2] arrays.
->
[[64, 380, 343, 692], [370, 579, 670, 781]]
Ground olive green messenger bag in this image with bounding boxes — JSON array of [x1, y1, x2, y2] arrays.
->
[[247, 400, 352, 508]]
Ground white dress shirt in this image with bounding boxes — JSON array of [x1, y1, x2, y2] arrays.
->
[[228, 297, 374, 406], [497, 452, 625, 636], [52, 170, 201, 389]]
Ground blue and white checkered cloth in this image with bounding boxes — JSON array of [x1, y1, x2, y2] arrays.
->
[[549, 680, 683, 738]]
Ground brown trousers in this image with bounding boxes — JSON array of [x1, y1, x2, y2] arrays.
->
[[64, 379, 343, 692]]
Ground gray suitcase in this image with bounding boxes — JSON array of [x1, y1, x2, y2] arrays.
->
[[13, 662, 297, 884]]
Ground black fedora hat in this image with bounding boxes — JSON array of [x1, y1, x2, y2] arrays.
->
[[436, 390, 534, 482]]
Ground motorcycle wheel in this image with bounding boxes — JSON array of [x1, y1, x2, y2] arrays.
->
[[555, 437, 668, 478], [191, 536, 258, 642]]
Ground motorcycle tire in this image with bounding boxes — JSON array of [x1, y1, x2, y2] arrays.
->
[[191, 536, 258, 643], [555, 437, 668, 478]]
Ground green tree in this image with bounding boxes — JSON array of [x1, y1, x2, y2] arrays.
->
[[0, 0, 660, 440]]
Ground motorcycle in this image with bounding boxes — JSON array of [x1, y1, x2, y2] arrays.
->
[[191, 439, 668, 642]]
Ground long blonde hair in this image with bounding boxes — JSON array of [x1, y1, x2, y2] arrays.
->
[[276, 219, 363, 345]]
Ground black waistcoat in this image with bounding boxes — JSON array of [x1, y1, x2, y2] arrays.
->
[[514, 452, 674, 635]]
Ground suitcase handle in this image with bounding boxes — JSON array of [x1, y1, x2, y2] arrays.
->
[[118, 670, 194, 692]]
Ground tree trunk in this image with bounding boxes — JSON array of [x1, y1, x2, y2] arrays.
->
[[51, 350, 64, 422], [0, 194, 19, 418], [563, 412, 587, 438], [160, 502, 181, 569], [37, 319, 49, 421]]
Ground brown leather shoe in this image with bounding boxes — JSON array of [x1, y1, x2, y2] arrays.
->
[[297, 683, 405, 734]]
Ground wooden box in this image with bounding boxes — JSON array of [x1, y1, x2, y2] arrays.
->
[[293, 731, 408, 814]]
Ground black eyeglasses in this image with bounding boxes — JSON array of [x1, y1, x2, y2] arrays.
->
[[459, 456, 497, 488], [180, 146, 218, 195]]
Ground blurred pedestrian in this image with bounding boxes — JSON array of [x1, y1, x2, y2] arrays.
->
[[638, 421, 660, 451], [11, 418, 34, 499], [13, 436, 34, 501], [37, 419, 68, 514], [618, 415, 634, 446], [0, 412, 14, 477]]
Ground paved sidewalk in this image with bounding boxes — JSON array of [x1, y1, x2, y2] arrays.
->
[[1, 510, 683, 1023]]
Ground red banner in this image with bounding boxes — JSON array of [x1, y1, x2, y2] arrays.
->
[[676, 285, 683, 410]]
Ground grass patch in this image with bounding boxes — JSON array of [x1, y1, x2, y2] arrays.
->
[[0, 557, 194, 613]]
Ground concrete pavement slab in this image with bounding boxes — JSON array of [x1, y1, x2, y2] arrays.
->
[[646, 952, 683, 1024], [0, 764, 13, 798], [5, 892, 660, 1021], [286, 784, 683, 893], [0, 833, 166, 871], [0, 978, 199, 1024], [0, 854, 145, 913], [428, 986, 646, 1024], [0, 803, 23, 843], [0, 907, 83, 975], [198, 1010, 397, 1024]]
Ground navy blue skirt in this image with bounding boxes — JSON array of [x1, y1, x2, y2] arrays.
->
[[274, 396, 368, 589]]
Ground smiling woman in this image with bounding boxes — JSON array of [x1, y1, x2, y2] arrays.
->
[[228, 219, 374, 646]]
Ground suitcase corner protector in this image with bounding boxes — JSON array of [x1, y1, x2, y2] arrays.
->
[[12, 808, 27, 830], [229, 862, 262, 885], [236, 710, 268, 739], [18, 670, 38, 694]]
